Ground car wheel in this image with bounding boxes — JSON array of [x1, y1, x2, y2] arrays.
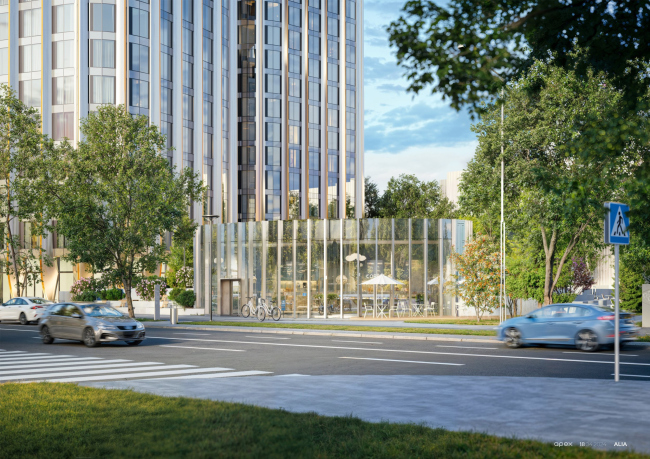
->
[[576, 329, 599, 352], [41, 326, 54, 344], [83, 327, 99, 348], [126, 340, 143, 346], [19, 313, 27, 325], [504, 327, 522, 348]]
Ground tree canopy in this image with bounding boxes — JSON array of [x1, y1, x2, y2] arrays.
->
[[387, 0, 650, 113]]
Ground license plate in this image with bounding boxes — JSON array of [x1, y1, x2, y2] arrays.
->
[[123, 332, 135, 338]]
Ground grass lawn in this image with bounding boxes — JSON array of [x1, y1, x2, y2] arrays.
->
[[637, 335, 650, 342], [1, 383, 644, 459], [405, 318, 501, 326], [180, 321, 497, 336]]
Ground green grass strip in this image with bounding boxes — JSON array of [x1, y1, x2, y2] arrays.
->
[[637, 335, 650, 342], [405, 319, 501, 326], [179, 321, 497, 336], [1, 383, 644, 459]]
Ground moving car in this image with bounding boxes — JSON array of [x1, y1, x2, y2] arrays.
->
[[39, 303, 145, 347], [497, 303, 639, 352], [0, 297, 54, 325]]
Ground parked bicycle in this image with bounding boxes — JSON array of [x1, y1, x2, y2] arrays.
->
[[241, 296, 282, 322]]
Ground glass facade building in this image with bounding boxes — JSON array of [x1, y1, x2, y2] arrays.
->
[[198, 218, 473, 318]]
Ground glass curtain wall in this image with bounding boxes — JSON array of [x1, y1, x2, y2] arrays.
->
[[207, 218, 468, 319]]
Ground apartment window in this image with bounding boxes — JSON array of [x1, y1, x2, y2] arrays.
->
[[203, 69, 213, 95], [265, 50, 281, 70], [52, 4, 74, 34], [265, 2, 281, 21], [309, 0, 321, 8], [130, 8, 149, 38], [328, 132, 339, 150], [203, 4, 213, 32], [90, 4, 115, 32], [346, 44, 356, 64], [309, 151, 320, 170], [346, 22, 356, 41], [19, 9, 41, 38], [52, 112, 74, 141], [161, 53, 172, 81], [52, 77, 74, 105], [309, 59, 320, 78], [346, 112, 355, 130], [289, 102, 301, 121], [89, 76, 115, 104], [289, 54, 301, 74], [240, 24, 255, 43], [328, 109, 338, 127], [308, 36, 320, 55], [161, 19, 172, 47], [19, 44, 40, 73], [162, 88, 173, 115], [346, 89, 355, 108], [328, 18, 339, 37], [328, 40, 339, 59], [0, 14, 8, 41], [289, 125, 300, 145], [309, 129, 320, 148], [183, 61, 193, 88], [266, 146, 280, 166], [289, 78, 301, 97], [347, 134, 356, 152], [90, 40, 116, 68], [328, 86, 339, 105], [241, 122, 256, 141], [203, 38, 213, 64], [289, 7, 301, 26], [289, 31, 301, 51], [266, 26, 281, 45], [240, 97, 255, 117], [266, 122, 281, 142], [266, 195, 280, 214], [266, 98, 281, 118], [183, 127, 193, 154], [328, 154, 339, 172], [265, 74, 281, 94], [346, 67, 355, 85], [328, 0, 339, 14], [130, 43, 149, 73], [309, 12, 320, 32], [309, 82, 320, 101], [328, 63, 339, 82], [346, 155, 355, 174], [183, 94, 193, 121], [0, 49, 7, 76], [162, 0, 173, 14], [52, 41, 73, 69], [182, 27, 193, 56], [290, 171, 300, 189], [290, 149, 301, 168], [346, 0, 356, 19], [266, 171, 280, 190], [19, 79, 40, 108], [309, 105, 320, 124], [203, 133, 213, 158], [130, 79, 149, 109]]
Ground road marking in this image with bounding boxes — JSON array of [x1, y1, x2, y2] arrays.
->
[[161, 345, 245, 352], [0, 362, 165, 376], [0, 354, 64, 361], [0, 351, 28, 355], [244, 335, 290, 340], [0, 357, 103, 366], [437, 345, 499, 350], [0, 328, 39, 332], [138, 370, 272, 380], [0, 364, 199, 381], [332, 340, 383, 344], [615, 374, 650, 378], [0, 359, 133, 370], [564, 352, 638, 357], [149, 336, 650, 367], [341, 357, 464, 366], [38, 367, 236, 383], [173, 333, 212, 336]]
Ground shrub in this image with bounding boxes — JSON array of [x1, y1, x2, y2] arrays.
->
[[135, 277, 168, 301], [70, 277, 105, 297], [100, 288, 125, 301], [176, 290, 196, 308], [168, 287, 185, 302], [73, 291, 99, 302], [175, 266, 194, 288]]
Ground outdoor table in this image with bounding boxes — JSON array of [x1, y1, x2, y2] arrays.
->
[[412, 303, 424, 317]]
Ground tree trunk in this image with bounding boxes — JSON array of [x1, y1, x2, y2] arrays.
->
[[124, 278, 135, 318], [540, 227, 557, 306], [6, 216, 20, 297]]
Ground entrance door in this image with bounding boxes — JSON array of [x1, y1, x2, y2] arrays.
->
[[219, 279, 241, 316]]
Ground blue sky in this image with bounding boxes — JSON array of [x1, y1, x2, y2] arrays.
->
[[363, 0, 476, 191]]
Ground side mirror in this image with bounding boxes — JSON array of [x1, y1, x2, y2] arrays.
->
[[71, 313, 82, 319], [526, 314, 534, 320]]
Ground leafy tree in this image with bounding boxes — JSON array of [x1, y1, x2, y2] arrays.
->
[[463, 56, 623, 305], [619, 239, 650, 313], [41, 105, 203, 318], [0, 85, 52, 296], [387, 0, 650, 113], [448, 235, 500, 322], [364, 177, 382, 218], [379, 174, 456, 219]]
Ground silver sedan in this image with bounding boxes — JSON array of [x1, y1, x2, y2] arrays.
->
[[39, 303, 145, 347]]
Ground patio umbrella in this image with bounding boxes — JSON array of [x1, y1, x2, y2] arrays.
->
[[427, 277, 439, 285], [345, 253, 367, 262], [362, 275, 403, 317]]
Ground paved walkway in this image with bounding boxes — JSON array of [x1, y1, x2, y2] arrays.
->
[[89, 375, 650, 453]]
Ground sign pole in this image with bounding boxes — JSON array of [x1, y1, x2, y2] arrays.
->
[[614, 244, 620, 382]]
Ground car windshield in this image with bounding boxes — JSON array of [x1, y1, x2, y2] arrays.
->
[[81, 305, 123, 317], [31, 298, 53, 305]]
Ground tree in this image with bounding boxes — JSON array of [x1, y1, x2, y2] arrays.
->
[[0, 85, 52, 297], [387, 0, 650, 113], [619, 239, 650, 313], [448, 235, 500, 322], [42, 105, 203, 318], [463, 56, 623, 305], [379, 173, 456, 219], [364, 177, 382, 218]]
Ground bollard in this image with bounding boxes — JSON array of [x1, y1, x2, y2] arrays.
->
[[154, 284, 160, 320], [170, 305, 178, 324]]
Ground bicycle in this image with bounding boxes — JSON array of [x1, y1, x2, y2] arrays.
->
[[241, 296, 282, 322]]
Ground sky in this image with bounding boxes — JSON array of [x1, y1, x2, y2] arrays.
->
[[363, 0, 477, 191]]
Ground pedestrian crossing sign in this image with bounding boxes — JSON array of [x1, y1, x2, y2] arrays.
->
[[604, 202, 630, 245]]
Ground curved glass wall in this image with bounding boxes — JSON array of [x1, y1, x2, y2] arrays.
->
[[203, 218, 471, 318]]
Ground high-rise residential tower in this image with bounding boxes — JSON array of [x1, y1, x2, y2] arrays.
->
[[0, 0, 364, 225]]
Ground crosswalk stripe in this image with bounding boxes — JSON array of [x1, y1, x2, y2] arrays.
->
[[0, 357, 103, 365], [36, 367, 236, 383], [0, 362, 165, 376], [0, 364, 198, 381], [0, 351, 28, 355], [0, 353, 54, 361], [141, 370, 272, 380], [0, 359, 133, 370]]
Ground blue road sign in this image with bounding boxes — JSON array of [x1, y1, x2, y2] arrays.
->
[[604, 202, 630, 245]]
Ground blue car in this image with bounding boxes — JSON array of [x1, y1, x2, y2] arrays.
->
[[497, 303, 639, 352]]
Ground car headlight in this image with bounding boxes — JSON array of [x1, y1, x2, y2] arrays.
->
[[135, 322, 144, 329]]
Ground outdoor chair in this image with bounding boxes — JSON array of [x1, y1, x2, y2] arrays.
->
[[425, 302, 437, 316], [363, 301, 374, 318]]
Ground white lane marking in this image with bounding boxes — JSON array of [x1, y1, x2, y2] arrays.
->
[[564, 352, 638, 357], [161, 345, 245, 352], [437, 345, 499, 350], [615, 374, 650, 378], [0, 359, 132, 370], [341, 357, 464, 366], [244, 336, 290, 340], [37, 367, 236, 383], [173, 333, 212, 336], [0, 362, 165, 376], [149, 336, 650, 367], [137, 370, 272, 381], [0, 351, 28, 354], [0, 357, 103, 366], [0, 328, 39, 332], [0, 354, 60, 361], [332, 340, 383, 344], [0, 364, 197, 381]]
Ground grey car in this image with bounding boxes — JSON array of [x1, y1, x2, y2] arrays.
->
[[497, 303, 638, 352], [39, 303, 145, 347]]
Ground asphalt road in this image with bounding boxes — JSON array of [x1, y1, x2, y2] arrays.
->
[[1, 323, 649, 382]]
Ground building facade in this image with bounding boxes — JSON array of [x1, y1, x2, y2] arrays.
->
[[0, 0, 364, 301]]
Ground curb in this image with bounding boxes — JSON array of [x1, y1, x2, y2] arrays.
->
[[144, 323, 499, 343]]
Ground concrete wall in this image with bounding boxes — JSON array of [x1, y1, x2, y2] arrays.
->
[[643, 284, 650, 328]]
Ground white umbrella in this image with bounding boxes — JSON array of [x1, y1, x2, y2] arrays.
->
[[427, 277, 439, 285], [345, 253, 367, 262], [362, 275, 403, 317]]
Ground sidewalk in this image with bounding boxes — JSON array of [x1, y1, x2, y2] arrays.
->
[[89, 375, 650, 453]]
